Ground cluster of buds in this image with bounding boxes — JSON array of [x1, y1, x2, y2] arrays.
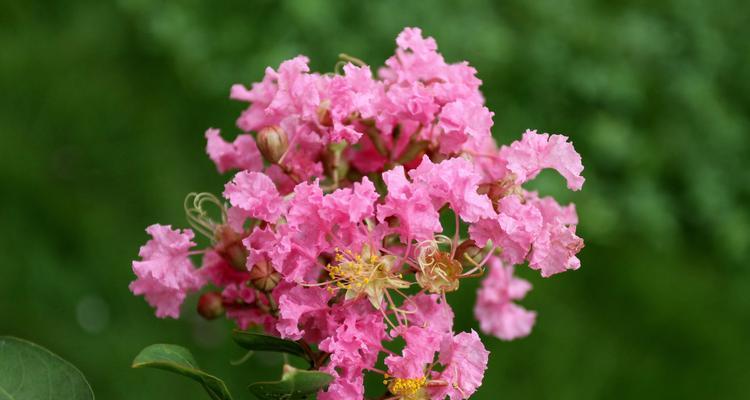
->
[[130, 27, 585, 399]]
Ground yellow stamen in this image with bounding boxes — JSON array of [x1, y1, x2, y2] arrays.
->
[[386, 376, 427, 399], [323, 246, 409, 309]]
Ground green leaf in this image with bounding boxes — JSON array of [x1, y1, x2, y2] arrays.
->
[[132, 344, 232, 400], [248, 365, 333, 400], [0, 336, 94, 400], [232, 331, 310, 363]]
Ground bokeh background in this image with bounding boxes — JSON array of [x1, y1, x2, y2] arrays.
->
[[2, 0, 749, 398]]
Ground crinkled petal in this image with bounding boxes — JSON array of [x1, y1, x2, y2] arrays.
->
[[224, 171, 285, 223], [475, 258, 536, 340], [130, 224, 204, 318], [205, 128, 263, 173], [500, 129, 585, 190], [430, 330, 489, 400], [277, 286, 333, 340], [409, 156, 495, 223]]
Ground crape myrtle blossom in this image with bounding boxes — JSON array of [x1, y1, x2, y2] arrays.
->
[[130, 27, 587, 399], [475, 257, 536, 341], [129, 224, 204, 319]]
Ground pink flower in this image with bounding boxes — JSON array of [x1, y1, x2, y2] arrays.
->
[[232, 71, 278, 132], [402, 293, 454, 334], [338, 63, 382, 120], [266, 56, 323, 123], [285, 180, 327, 246], [382, 82, 441, 126], [223, 171, 285, 224], [282, 179, 373, 257], [437, 99, 494, 154], [321, 177, 379, 225], [470, 191, 584, 277], [527, 193, 584, 277], [381, 27, 447, 85], [409, 155, 496, 223], [469, 195, 543, 265], [429, 331, 489, 400], [385, 327, 489, 400], [385, 325, 443, 380], [475, 257, 536, 340], [500, 129, 585, 191], [325, 64, 382, 143], [380, 27, 483, 107], [377, 165, 442, 241], [529, 223, 584, 277], [319, 299, 386, 373], [130, 224, 204, 318], [270, 225, 323, 283], [242, 226, 278, 271], [384, 294, 454, 382], [432, 62, 483, 105], [318, 369, 364, 400], [277, 286, 333, 340], [204, 128, 263, 173]]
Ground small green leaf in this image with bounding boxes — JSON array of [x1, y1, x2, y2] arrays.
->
[[248, 365, 333, 400], [132, 344, 232, 400], [0, 336, 94, 400], [232, 330, 310, 362]]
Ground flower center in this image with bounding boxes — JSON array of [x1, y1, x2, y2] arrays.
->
[[386, 376, 427, 399], [324, 246, 408, 309], [416, 238, 463, 293], [326, 248, 385, 289]]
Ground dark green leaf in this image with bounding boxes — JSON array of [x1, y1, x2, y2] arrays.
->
[[132, 344, 232, 400], [248, 365, 333, 400], [232, 330, 310, 362], [0, 336, 94, 400]]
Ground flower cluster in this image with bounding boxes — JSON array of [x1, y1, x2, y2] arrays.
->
[[130, 27, 585, 399]]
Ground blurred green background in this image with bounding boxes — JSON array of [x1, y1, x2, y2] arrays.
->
[[2, 0, 749, 398]]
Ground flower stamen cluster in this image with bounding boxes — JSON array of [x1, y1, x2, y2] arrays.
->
[[416, 236, 464, 293], [324, 246, 409, 309], [385, 375, 428, 400]]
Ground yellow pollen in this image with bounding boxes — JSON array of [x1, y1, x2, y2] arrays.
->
[[322, 246, 409, 309], [387, 376, 427, 398]]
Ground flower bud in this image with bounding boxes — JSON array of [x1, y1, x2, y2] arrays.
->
[[317, 100, 333, 127], [224, 242, 248, 271], [249, 259, 281, 292], [215, 225, 248, 272], [257, 126, 289, 164], [197, 291, 225, 320]]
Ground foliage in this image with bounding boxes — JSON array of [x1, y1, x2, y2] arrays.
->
[[0, 337, 94, 400], [133, 344, 234, 400]]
